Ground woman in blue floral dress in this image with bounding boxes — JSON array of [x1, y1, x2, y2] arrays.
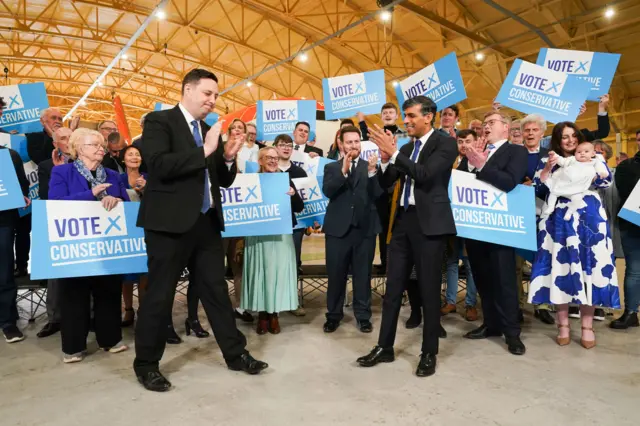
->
[[529, 121, 619, 349]]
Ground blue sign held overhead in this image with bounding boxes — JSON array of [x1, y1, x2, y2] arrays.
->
[[536, 48, 621, 101], [0, 83, 49, 134], [290, 150, 335, 177], [256, 100, 316, 141], [448, 170, 536, 251], [292, 175, 329, 229], [495, 59, 592, 124], [0, 149, 26, 212], [0, 134, 30, 162], [322, 70, 386, 120], [395, 52, 467, 113], [153, 102, 219, 126], [220, 173, 293, 238], [30, 200, 148, 280]]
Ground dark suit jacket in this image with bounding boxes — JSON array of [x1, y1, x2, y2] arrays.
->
[[136, 105, 237, 234], [288, 178, 304, 228], [322, 159, 383, 238], [381, 131, 458, 237], [0, 146, 29, 227], [458, 142, 528, 193], [581, 113, 610, 142], [102, 153, 125, 173], [282, 163, 307, 180], [48, 163, 130, 201], [37, 159, 54, 200], [26, 130, 54, 165]]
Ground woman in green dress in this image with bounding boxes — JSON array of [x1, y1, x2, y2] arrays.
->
[[241, 146, 304, 334]]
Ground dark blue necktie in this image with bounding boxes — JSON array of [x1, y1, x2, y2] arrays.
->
[[191, 120, 211, 213], [403, 139, 422, 211]]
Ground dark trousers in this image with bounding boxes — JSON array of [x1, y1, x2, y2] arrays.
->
[[60, 275, 122, 354], [406, 279, 422, 312], [186, 262, 200, 321], [466, 239, 520, 338], [292, 228, 305, 269], [377, 200, 390, 269], [0, 225, 18, 329], [134, 213, 247, 374], [378, 208, 445, 354], [13, 213, 31, 270], [325, 227, 375, 322]]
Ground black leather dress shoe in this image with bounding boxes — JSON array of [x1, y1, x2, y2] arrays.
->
[[323, 320, 340, 333], [356, 346, 395, 367], [185, 319, 210, 338], [534, 309, 555, 325], [463, 324, 502, 340], [166, 325, 182, 344], [610, 310, 639, 329], [137, 371, 172, 392], [439, 325, 447, 338], [405, 312, 422, 329], [36, 322, 60, 338], [234, 309, 254, 323], [416, 353, 437, 377], [227, 353, 268, 375], [506, 336, 526, 355], [357, 320, 373, 333]]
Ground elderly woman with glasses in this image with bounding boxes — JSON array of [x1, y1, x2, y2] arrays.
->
[[48, 128, 130, 363], [241, 146, 304, 334]]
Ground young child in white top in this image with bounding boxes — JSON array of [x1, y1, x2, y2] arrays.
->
[[542, 141, 609, 220]]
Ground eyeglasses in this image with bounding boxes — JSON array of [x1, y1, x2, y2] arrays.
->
[[482, 119, 507, 127], [247, 132, 257, 136], [83, 143, 105, 152], [100, 127, 117, 133], [276, 143, 293, 149], [263, 155, 279, 162]]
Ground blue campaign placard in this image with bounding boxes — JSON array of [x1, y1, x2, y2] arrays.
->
[[322, 70, 386, 120], [292, 176, 328, 229], [0, 83, 49, 134], [245, 161, 260, 173], [220, 173, 293, 238], [449, 170, 536, 251], [536, 48, 621, 102], [495, 59, 592, 124], [19, 161, 39, 217], [0, 149, 26, 212], [0, 134, 30, 162], [30, 200, 148, 279], [618, 180, 640, 227], [290, 150, 334, 177], [256, 100, 316, 141], [395, 52, 467, 113], [154, 102, 218, 125]]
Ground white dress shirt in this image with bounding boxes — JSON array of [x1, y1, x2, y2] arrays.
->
[[341, 156, 377, 178], [469, 138, 508, 172], [381, 128, 434, 207]]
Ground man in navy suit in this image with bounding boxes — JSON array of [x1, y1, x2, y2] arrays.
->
[[133, 69, 268, 392], [322, 125, 383, 333], [357, 96, 457, 377]]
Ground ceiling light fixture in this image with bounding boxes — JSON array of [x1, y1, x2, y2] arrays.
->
[[298, 53, 308, 62], [156, 10, 166, 19], [380, 11, 392, 22], [246, 81, 253, 87], [475, 52, 485, 61], [604, 7, 615, 18]]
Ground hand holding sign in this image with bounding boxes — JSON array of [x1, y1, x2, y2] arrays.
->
[[101, 195, 121, 211], [23, 196, 31, 207], [599, 94, 609, 113], [287, 186, 295, 196], [368, 154, 378, 173], [369, 124, 396, 158], [308, 152, 319, 159], [204, 119, 224, 157]]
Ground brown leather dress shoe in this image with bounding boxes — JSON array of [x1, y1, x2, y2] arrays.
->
[[268, 314, 281, 334], [256, 312, 268, 335], [464, 305, 478, 321], [440, 303, 456, 316]]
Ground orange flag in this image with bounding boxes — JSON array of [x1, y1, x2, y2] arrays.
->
[[113, 96, 132, 145]]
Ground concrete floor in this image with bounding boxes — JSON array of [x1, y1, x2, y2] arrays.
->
[[2, 297, 640, 426]]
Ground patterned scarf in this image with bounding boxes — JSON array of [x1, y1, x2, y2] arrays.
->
[[73, 158, 108, 200]]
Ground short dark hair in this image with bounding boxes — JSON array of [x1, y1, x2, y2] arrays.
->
[[107, 132, 121, 144], [339, 125, 361, 143], [442, 104, 460, 118], [381, 102, 398, 113], [457, 129, 477, 140], [181, 69, 218, 94], [0, 97, 5, 110], [340, 118, 355, 127], [274, 134, 293, 146], [550, 122, 585, 156], [402, 96, 437, 125], [294, 121, 310, 132]]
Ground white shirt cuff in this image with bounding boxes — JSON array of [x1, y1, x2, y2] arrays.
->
[[380, 162, 390, 173], [597, 111, 607, 116], [390, 150, 400, 164]]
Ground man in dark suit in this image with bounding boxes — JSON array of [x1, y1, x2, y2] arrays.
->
[[133, 69, 268, 392], [322, 125, 383, 333], [293, 121, 323, 157], [459, 110, 528, 356], [101, 131, 126, 173], [357, 96, 457, 377], [0, 145, 29, 343], [35, 127, 73, 339]]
